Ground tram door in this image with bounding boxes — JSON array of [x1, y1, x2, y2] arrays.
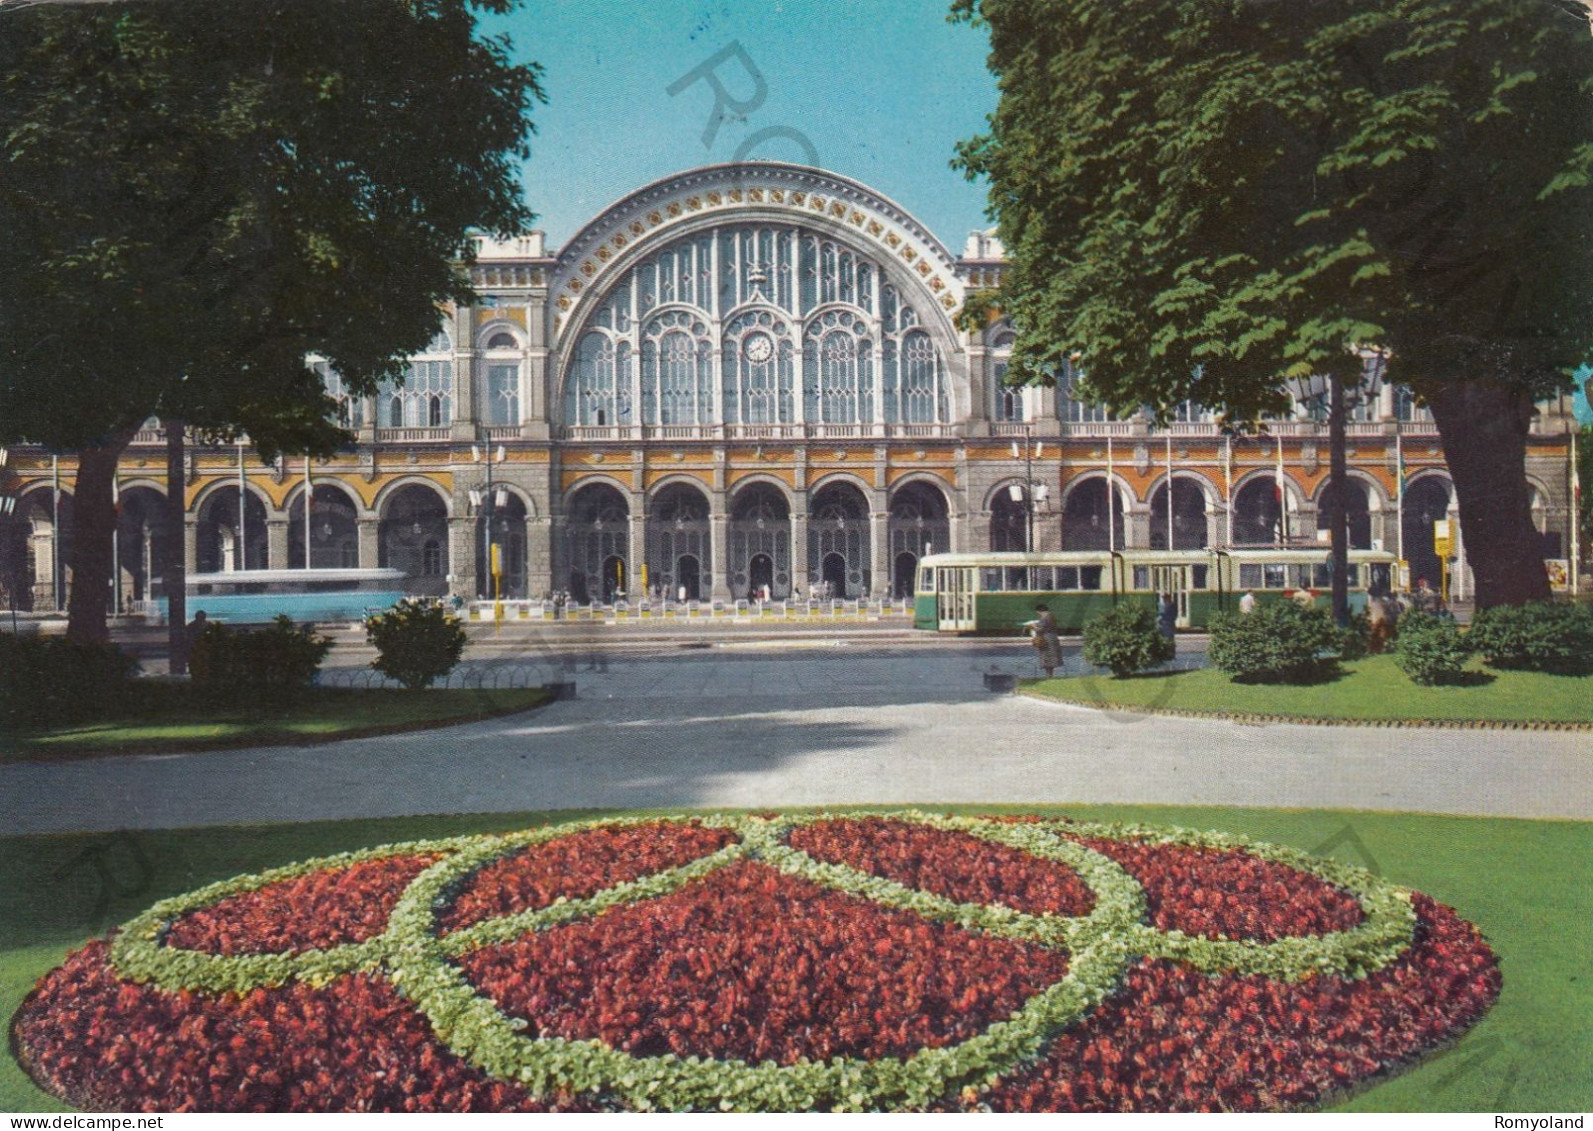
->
[[936, 567, 976, 632], [1150, 565, 1191, 628]]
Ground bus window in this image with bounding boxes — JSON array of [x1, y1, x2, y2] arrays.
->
[[1005, 566, 1029, 591], [1080, 565, 1103, 591], [1191, 564, 1209, 589], [1057, 566, 1079, 591], [1240, 564, 1263, 589], [1132, 566, 1150, 590], [981, 567, 1004, 592], [1264, 564, 1287, 589]]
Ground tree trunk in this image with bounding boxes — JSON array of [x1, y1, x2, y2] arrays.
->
[[1328, 374, 1350, 627], [1424, 381, 1552, 609], [166, 422, 188, 676], [65, 434, 139, 643]]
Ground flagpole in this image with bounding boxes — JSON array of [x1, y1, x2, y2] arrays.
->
[[1395, 423, 1405, 570], [1165, 432, 1174, 551], [1106, 436, 1116, 551], [237, 441, 247, 572], [1276, 438, 1287, 546], [1572, 424, 1581, 598], [304, 456, 312, 570], [111, 466, 120, 615], [1223, 432, 1233, 547]]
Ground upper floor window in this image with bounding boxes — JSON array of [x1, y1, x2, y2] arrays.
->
[[486, 332, 519, 350], [487, 364, 520, 426], [1057, 364, 1111, 424], [314, 361, 363, 429]]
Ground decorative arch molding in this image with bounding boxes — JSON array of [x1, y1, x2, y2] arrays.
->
[[727, 473, 798, 509], [645, 474, 714, 507], [476, 320, 527, 351], [372, 476, 454, 519], [114, 479, 168, 500], [553, 163, 962, 339], [1402, 468, 1455, 496], [886, 473, 954, 508], [982, 477, 1033, 513], [560, 475, 634, 513], [1310, 468, 1390, 511], [808, 472, 876, 501], [189, 477, 273, 516], [1230, 468, 1309, 512], [1145, 470, 1221, 510], [1059, 471, 1135, 512], [283, 477, 366, 517]]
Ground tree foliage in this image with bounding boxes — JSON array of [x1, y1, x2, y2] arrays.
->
[[0, 0, 544, 637], [954, 0, 1593, 606]]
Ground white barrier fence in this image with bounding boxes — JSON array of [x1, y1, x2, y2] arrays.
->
[[464, 598, 917, 623]]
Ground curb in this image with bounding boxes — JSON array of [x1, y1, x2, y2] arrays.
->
[[1016, 688, 1593, 732]]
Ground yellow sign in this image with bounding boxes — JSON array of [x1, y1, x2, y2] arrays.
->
[[490, 543, 502, 577], [1432, 519, 1453, 559]]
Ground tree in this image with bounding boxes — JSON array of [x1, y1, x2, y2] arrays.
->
[[0, 0, 544, 640], [954, 0, 1593, 607]]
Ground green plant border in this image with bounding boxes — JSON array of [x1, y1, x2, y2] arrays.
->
[[100, 812, 1417, 1112]]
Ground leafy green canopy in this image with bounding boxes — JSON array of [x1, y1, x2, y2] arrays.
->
[[953, 0, 1593, 420], [0, 0, 544, 457]]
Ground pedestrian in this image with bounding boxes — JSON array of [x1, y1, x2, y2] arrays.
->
[[1157, 592, 1177, 640], [1367, 591, 1393, 654], [1413, 578, 1437, 614], [1238, 589, 1257, 615], [1028, 602, 1063, 679], [183, 609, 209, 672]]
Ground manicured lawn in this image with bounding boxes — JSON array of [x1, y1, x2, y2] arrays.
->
[[2, 805, 1586, 1112], [0, 686, 551, 761], [1025, 654, 1593, 725]]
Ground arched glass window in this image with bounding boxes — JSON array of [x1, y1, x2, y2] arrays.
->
[[379, 356, 453, 428], [314, 361, 363, 429], [487, 364, 520, 426], [486, 332, 518, 350], [562, 222, 948, 429], [1058, 363, 1111, 424], [566, 331, 631, 426]]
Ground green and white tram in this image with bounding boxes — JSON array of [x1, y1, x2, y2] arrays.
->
[[913, 549, 1398, 634]]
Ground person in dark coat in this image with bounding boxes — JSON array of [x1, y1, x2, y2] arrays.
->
[[1028, 603, 1063, 678], [1157, 593, 1177, 640]]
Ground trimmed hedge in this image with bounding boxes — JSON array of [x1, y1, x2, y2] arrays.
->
[[1081, 602, 1174, 678], [1208, 602, 1340, 684], [1467, 601, 1593, 674], [0, 634, 139, 727], [189, 616, 331, 700], [1394, 610, 1471, 686]]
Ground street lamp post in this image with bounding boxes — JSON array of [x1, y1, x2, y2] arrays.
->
[[1286, 352, 1386, 627], [1010, 425, 1048, 552], [470, 437, 507, 601]]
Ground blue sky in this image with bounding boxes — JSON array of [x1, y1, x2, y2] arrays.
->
[[482, 0, 998, 249]]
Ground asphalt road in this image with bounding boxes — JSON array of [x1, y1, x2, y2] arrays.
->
[[2, 641, 1586, 835]]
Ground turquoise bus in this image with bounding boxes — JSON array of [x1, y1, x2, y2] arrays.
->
[[158, 568, 408, 625], [913, 549, 1398, 634]]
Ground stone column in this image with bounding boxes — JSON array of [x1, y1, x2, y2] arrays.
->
[[266, 519, 290, 572], [451, 305, 479, 441], [710, 510, 731, 601], [31, 529, 55, 609], [183, 515, 199, 577], [869, 503, 889, 600], [358, 517, 381, 571], [791, 508, 810, 597], [448, 516, 477, 600], [1126, 505, 1152, 551], [629, 510, 647, 600]]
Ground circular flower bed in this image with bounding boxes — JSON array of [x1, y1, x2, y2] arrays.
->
[[12, 813, 1500, 1112]]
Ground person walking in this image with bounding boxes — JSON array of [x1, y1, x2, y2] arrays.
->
[[1367, 591, 1393, 653], [1238, 589, 1257, 615], [1028, 602, 1063, 679], [1157, 592, 1177, 641]]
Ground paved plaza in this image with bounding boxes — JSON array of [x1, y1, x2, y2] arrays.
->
[[3, 640, 1588, 835]]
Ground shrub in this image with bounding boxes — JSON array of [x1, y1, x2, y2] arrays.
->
[[1338, 610, 1372, 662], [1394, 610, 1472, 686], [1208, 602, 1340, 684], [0, 634, 139, 727], [189, 616, 331, 700], [1082, 601, 1174, 678], [1466, 601, 1593, 674], [364, 598, 466, 689]]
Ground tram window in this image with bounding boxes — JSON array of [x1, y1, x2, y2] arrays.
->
[[1056, 566, 1079, 590], [1132, 566, 1150, 590], [1292, 565, 1313, 588], [918, 567, 932, 592], [1344, 564, 1360, 587], [1369, 563, 1390, 592], [1240, 564, 1262, 589], [1031, 566, 1053, 590], [1313, 564, 1333, 588], [1005, 566, 1029, 590], [1191, 564, 1209, 589], [1264, 564, 1287, 589], [981, 568, 1004, 591], [1080, 565, 1103, 591]]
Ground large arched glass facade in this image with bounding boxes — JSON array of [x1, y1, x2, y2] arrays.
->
[[563, 224, 950, 431]]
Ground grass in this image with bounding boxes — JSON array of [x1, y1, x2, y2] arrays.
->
[[2, 804, 1587, 1113], [0, 686, 551, 761], [1025, 654, 1593, 725]]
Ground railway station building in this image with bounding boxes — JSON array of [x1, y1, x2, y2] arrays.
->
[[0, 163, 1581, 610]]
